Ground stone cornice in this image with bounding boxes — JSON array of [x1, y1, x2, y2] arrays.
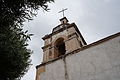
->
[[42, 23, 76, 40]]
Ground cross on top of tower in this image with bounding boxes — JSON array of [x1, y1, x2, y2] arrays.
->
[[58, 8, 68, 17]]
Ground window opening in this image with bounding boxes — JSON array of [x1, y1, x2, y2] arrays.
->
[[49, 50, 52, 59]]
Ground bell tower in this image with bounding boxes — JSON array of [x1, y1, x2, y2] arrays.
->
[[42, 17, 87, 63]]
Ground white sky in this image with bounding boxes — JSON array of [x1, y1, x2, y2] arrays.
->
[[22, 0, 120, 80]]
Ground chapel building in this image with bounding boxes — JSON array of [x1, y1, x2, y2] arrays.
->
[[35, 17, 120, 80]]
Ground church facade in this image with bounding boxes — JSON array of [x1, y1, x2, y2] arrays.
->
[[35, 17, 120, 80]]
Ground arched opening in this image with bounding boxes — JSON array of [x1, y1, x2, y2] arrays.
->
[[54, 38, 66, 57]]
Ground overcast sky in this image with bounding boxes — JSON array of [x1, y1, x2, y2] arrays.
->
[[22, 0, 120, 80]]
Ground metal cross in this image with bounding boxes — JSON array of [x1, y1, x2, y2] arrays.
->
[[58, 8, 68, 17]]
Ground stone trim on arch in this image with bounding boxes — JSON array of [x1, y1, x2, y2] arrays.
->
[[52, 35, 68, 46]]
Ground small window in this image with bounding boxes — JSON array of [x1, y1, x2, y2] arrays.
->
[[79, 41, 82, 47], [49, 51, 52, 59], [62, 21, 64, 24], [49, 51, 52, 56]]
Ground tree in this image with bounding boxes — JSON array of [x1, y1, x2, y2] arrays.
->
[[0, 0, 54, 80]]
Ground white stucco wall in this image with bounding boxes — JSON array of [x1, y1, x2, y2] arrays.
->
[[39, 35, 120, 80], [40, 59, 66, 80]]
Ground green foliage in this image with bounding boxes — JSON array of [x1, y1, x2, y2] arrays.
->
[[0, 26, 32, 80], [0, 0, 54, 28], [0, 0, 54, 80]]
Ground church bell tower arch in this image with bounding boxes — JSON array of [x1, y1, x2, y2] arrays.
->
[[42, 17, 87, 63], [54, 37, 66, 58]]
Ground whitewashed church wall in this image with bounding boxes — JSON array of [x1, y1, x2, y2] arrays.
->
[[40, 35, 120, 80], [40, 59, 66, 80], [66, 36, 120, 80]]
